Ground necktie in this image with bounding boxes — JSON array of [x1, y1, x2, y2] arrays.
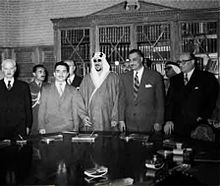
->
[[133, 72, 139, 99], [184, 73, 188, 85], [58, 83, 63, 96], [7, 81, 12, 90]]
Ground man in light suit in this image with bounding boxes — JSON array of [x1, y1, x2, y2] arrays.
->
[[38, 61, 90, 134], [164, 52, 219, 137], [119, 49, 165, 133], [0, 59, 32, 139]]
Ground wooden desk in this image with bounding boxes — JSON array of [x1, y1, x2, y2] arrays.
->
[[0, 132, 219, 185]]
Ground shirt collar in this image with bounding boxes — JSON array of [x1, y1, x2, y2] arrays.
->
[[4, 77, 14, 86], [68, 74, 75, 82], [134, 66, 144, 75], [186, 68, 195, 80], [55, 81, 66, 88], [133, 66, 144, 83]]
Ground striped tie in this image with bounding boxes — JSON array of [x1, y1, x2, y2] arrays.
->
[[133, 72, 139, 99], [58, 83, 64, 96], [184, 73, 188, 85]]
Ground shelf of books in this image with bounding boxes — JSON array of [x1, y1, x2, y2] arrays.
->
[[99, 25, 131, 74], [61, 28, 90, 61], [136, 23, 171, 76], [180, 21, 218, 76], [60, 28, 90, 76]]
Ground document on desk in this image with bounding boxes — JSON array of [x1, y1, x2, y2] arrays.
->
[[0, 139, 11, 148], [101, 177, 134, 186], [120, 133, 149, 142], [71, 134, 98, 143], [41, 134, 63, 144]]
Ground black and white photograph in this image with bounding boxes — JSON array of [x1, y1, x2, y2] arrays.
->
[[0, 0, 219, 185]]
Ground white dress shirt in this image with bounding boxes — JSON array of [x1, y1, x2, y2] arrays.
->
[[133, 66, 144, 84], [4, 77, 14, 88]]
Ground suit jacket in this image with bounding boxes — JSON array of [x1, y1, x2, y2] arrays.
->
[[166, 69, 219, 137], [0, 79, 32, 139], [38, 83, 87, 133], [70, 75, 83, 88], [119, 68, 165, 132]]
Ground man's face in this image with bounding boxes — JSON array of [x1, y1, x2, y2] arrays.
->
[[2, 61, 16, 79], [65, 61, 76, 76], [33, 67, 46, 82], [54, 65, 69, 82], [93, 58, 103, 72], [165, 66, 176, 78], [178, 54, 195, 73], [129, 52, 143, 71]]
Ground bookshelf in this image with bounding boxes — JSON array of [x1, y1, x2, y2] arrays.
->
[[51, 1, 219, 77], [99, 26, 131, 65], [180, 21, 218, 75], [137, 23, 171, 76], [98, 25, 131, 73], [61, 28, 90, 76]]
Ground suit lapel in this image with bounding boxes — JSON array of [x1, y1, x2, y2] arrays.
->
[[61, 84, 70, 100], [51, 83, 61, 98], [139, 69, 147, 91], [185, 69, 198, 89], [127, 71, 134, 97], [0, 79, 7, 90]]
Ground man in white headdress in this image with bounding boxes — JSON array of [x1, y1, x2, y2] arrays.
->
[[79, 52, 119, 131]]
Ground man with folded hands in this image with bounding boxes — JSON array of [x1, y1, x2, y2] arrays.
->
[[119, 49, 165, 133], [79, 52, 119, 131]]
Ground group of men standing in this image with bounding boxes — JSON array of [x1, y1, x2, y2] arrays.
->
[[0, 49, 219, 140]]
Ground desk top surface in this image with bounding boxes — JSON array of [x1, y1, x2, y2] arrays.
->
[[0, 132, 219, 185]]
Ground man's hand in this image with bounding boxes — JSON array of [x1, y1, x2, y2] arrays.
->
[[111, 120, 118, 127], [164, 121, 174, 135], [39, 129, 46, 134], [83, 116, 92, 127], [154, 123, 162, 132], [118, 121, 126, 132]]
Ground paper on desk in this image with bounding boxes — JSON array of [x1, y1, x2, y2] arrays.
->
[[101, 177, 134, 186]]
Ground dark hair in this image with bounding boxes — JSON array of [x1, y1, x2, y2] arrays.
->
[[129, 49, 144, 58], [32, 64, 46, 73], [54, 61, 69, 72]]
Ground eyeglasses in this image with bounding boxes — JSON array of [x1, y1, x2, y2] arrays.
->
[[177, 59, 193, 65], [93, 59, 102, 63]]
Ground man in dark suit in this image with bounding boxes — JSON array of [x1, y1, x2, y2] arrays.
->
[[64, 60, 82, 89], [164, 52, 219, 137], [0, 59, 32, 139], [119, 49, 165, 133]]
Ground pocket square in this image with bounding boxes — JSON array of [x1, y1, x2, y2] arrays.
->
[[145, 84, 152, 88], [194, 86, 199, 90]]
